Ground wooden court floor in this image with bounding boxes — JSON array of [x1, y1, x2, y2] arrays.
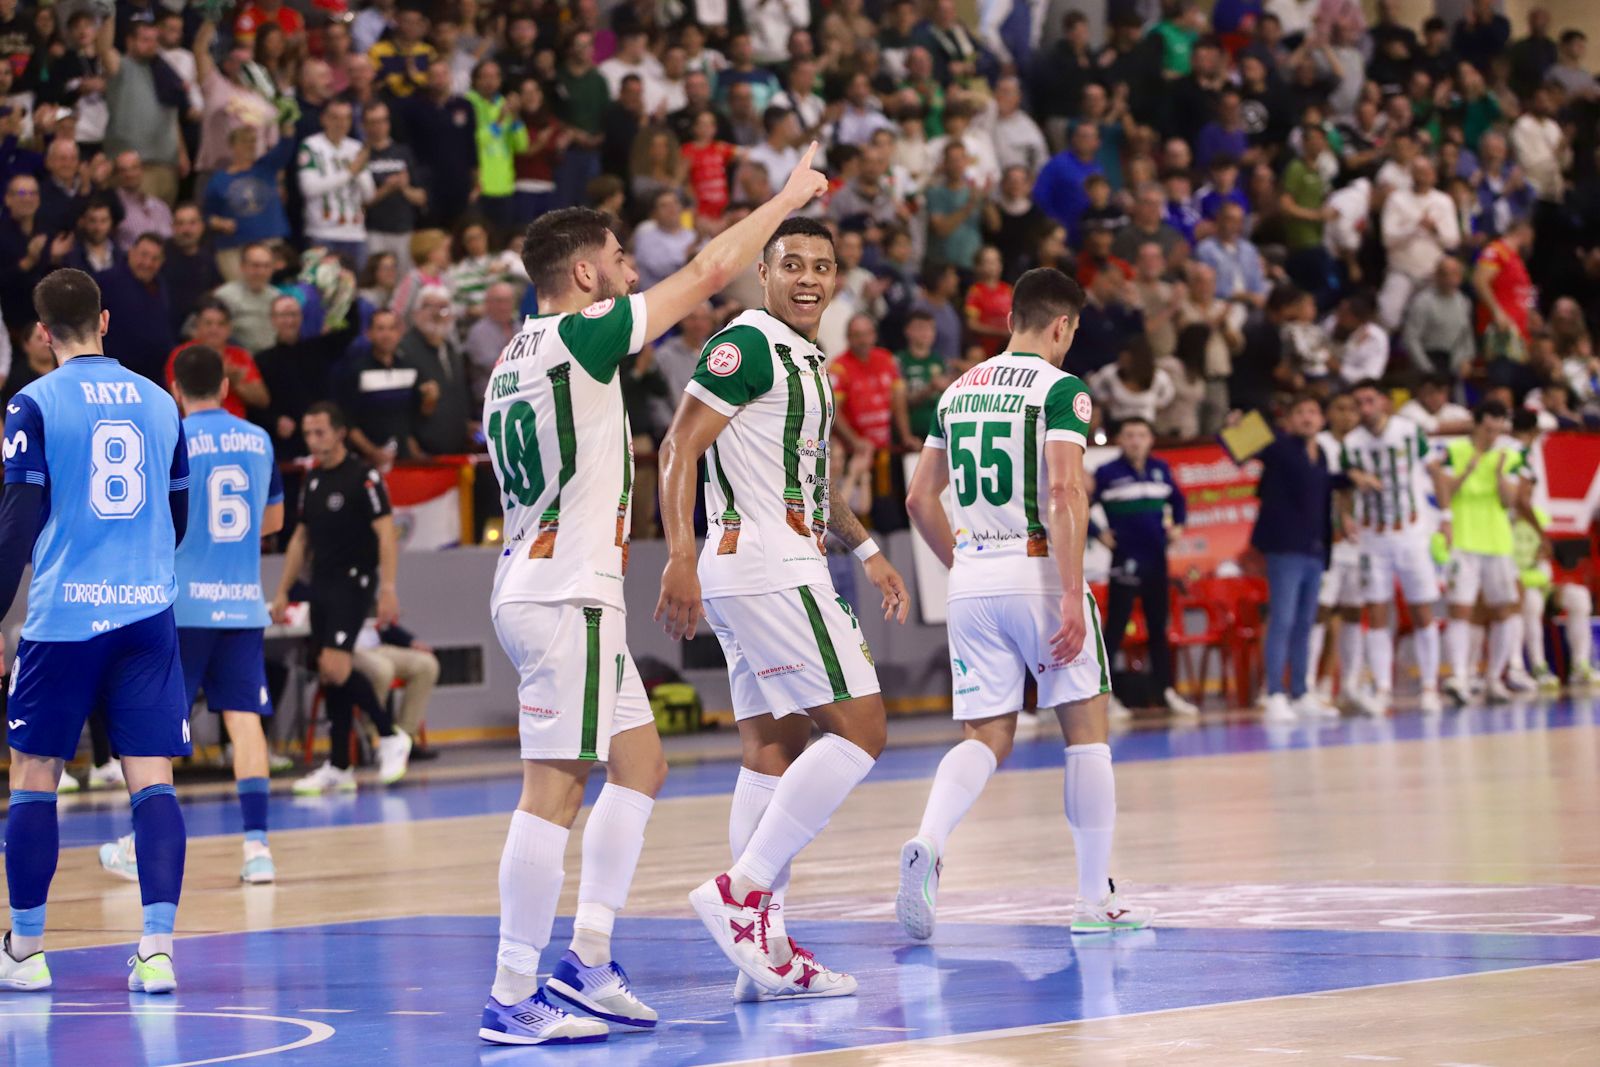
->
[[5, 698, 1600, 1065]]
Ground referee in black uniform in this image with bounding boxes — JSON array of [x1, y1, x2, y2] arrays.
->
[[270, 402, 412, 791]]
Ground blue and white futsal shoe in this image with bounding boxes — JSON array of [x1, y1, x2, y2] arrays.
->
[[546, 950, 658, 1030], [99, 833, 139, 882], [479, 988, 609, 1045]]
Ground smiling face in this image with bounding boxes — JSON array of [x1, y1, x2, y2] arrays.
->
[[760, 233, 838, 338]]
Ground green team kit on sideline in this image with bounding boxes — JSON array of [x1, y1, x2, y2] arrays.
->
[[1440, 436, 1523, 609], [685, 308, 883, 719], [925, 352, 1110, 718]]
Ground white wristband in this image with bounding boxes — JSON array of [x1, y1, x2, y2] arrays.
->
[[853, 538, 881, 562]]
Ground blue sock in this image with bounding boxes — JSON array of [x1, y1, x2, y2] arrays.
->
[[129, 784, 186, 924], [6, 790, 58, 937], [237, 778, 269, 843]]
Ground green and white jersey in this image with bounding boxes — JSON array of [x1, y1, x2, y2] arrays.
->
[[686, 309, 834, 598], [924, 352, 1093, 601], [1341, 415, 1432, 532], [485, 294, 648, 612]]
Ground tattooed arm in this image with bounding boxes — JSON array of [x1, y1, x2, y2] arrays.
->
[[827, 474, 874, 553], [827, 446, 912, 623]]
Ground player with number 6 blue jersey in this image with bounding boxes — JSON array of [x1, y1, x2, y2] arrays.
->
[[1, 268, 192, 996]]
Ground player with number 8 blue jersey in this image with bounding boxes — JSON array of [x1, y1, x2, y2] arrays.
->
[[1, 268, 192, 996]]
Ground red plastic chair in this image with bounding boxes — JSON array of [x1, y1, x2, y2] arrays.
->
[[301, 677, 407, 766], [1191, 576, 1268, 706], [1168, 581, 1230, 706]]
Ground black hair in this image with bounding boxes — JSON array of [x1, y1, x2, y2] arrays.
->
[[1473, 398, 1511, 423], [305, 400, 347, 430], [1117, 416, 1153, 433], [1420, 372, 1452, 391], [194, 297, 232, 322], [521, 207, 617, 299], [1512, 408, 1539, 434], [762, 105, 794, 134], [1561, 29, 1587, 46], [1011, 268, 1086, 332], [1351, 377, 1385, 394], [32, 268, 102, 343], [763, 216, 835, 264], [173, 344, 225, 400]]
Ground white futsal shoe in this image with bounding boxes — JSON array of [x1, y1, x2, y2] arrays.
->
[[1418, 687, 1443, 715], [1262, 693, 1296, 725], [56, 769, 81, 794], [0, 932, 51, 991], [1505, 669, 1538, 694], [689, 873, 783, 994], [1164, 687, 1200, 716], [895, 835, 941, 940], [1356, 688, 1390, 717], [88, 761, 126, 790], [1485, 679, 1513, 704], [733, 939, 858, 1002], [1071, 880, 1155, 934], [99, 832, 139, 881], [292, 762, 356, 795], [377, 729, 412, 784], [1293, 692, 1340, 719], [1442, 675, 1473, 706]]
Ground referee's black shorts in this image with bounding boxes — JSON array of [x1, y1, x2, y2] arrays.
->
[[310, 571, 375, 655]]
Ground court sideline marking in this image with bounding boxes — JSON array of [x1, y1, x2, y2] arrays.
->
[[694, 957, 1600, 1067], [0, 1009, 336, 1067]]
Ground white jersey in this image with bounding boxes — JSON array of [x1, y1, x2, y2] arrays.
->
[[485, 294, 648, 612], [686, 309, 834, 599], [925, 351, 1094, 601], [1341, 415, 1433, 532], [1317, 428, 1359, 565], [297, 133, 376, 242]]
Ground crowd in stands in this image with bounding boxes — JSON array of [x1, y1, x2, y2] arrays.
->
[[4, 0, 1600, 530]]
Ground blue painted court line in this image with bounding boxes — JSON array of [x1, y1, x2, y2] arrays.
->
[[2, 916, 1596, 1067], [24, 697, 1598, 847]]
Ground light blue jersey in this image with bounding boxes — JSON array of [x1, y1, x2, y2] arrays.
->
[[173, 409, 283, 629], [3, 356, 188, 641]]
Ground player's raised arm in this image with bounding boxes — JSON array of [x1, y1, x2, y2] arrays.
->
[[640, 142, 828, 346], [654, 394, 732, 640]]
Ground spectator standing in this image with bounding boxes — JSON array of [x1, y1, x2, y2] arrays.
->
[[1402, 257, 1476, 377], [297, 100, 374, 268], [601, 74, 647, 183], [963, 247, 1011, 358], [1378, 157, 1460, 330], [215, 242, 282, 353], [631, 189, 697, 289], [58, 199, 119, 276], [444, 219, 521, 323], [0, 174, 47, 329], [165, 300, 268, 419], [983, 165, 1048, 281], [910, 263, 963, 363], [463, 281, 517, 403], [162, 203, 223, 336], [1196, 202, 1269, 310], [465, 61, 527, 233], [1091, 417, 1196, 717], [1281, 124, 1334, 299], [1175, 262, 1246, 434], [1331, 292, 1390, 384], [255, 295, 358, 461], [1112, 183, 1185, 263], [34, 12, 111, 153], [1158, 325, 1208, 439], [111, 152, 172, 253], [203, 126, 294, 280], [1071, 266, 1144, 380], [511, 79, 565, 224], [1510, 85, 1568, 208], [1031, 123, 1103, 233], [896, 310, 948, 441], [400, 61, 477, 229], [976, 76, 1047, 175], [34, 138, 89, 240], [390, 228, 451, 327], [1546, 30, 1599, 101], [192, 19, 280, 179], [337, 308, 425, 463], [552, 31, 607, 209], [370, 1, 436, 99], [399, 286, 475, 457], [1507, 9, 1558, 99], [924, 142, 982, 271], [1474, 218, 1535, 373], [1398, 372, 1473, 434], [1252, 394, 1343, 723], [597, 28, 662, 99], [99, 15, 185, 203], [681, 109, 740, 224], [746, 106, 803, 192], [1452, 0, 1510, 74], [1091, 337, 1177, 428], [362, 101, 426, 274], [98, 232, 175, 383]]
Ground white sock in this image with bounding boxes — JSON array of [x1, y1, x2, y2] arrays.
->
[[1446, 618, 1471, 680], [570, 784, 654, 966], [138, 934, 173, 959], [493, 810, 567, 1005], [730, 735, 875, 892], [1337, 620, 1364, 690], [728, 767, 792, 949], [1487, 617, 1516, 681], [1562, 585, 1593, 669], [1503, 614, 1524, 674], [1469, 624, 1487, 676], [1413, 622, 1440, 691], [1063, 743, 1116, 904], [1524, 590, 1547, 669], [916, 739, 998, 854], [1307, 622, 1326, 691], [1365, 624, 1394, 692]]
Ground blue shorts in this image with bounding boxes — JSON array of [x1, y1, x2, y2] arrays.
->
[[178, 627, 273, 717], [6, 609, 191, 761]]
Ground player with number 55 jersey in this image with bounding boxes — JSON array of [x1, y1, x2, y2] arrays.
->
[[1, 269, 192, 997]]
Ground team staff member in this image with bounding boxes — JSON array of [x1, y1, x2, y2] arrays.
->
[[1089, 418, 1197, 718], [270, 402, 412, 793]]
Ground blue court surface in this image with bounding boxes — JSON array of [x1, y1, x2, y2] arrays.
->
[[43, 699, 1595, 847], [4, 916, 1597, 1067]]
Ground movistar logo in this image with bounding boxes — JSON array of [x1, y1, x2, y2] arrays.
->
[[2, 430, 25, 459]]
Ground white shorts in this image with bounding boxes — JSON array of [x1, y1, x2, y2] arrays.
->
[[1359, 528, 1440, 605], [703, 584, 881, 721], [1319, 544, 1364, 609], [1447, 551, 1520, 608], [493, 600, 653, 761], [948, 592, 1110, 720]]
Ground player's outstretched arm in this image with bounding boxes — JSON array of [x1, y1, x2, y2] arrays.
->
[[905, 445, 955, 570], [639, 142, 829, 347], [654, 394, 732, 640], [830, 464, 909, 623], [1044, 439, 1091, 664]]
